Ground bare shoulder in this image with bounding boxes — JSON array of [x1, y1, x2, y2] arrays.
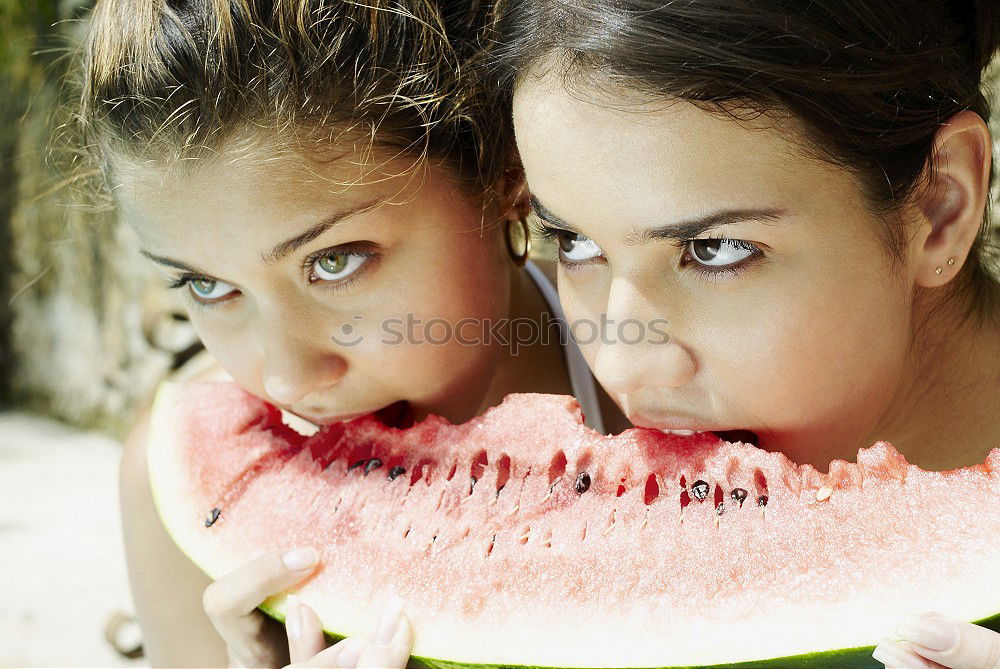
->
[[120, 351, 229, 666]]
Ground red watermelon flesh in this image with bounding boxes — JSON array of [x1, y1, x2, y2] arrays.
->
[[147, 380, 1000, 668]]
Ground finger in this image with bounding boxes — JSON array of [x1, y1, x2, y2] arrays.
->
[[203, 547, 319, 640], [287, 636, 366, 668], [872, 637, 939, 669], [287, 596, 328, 663], [355, 617, 413, 669], [897, 612, 1000, 669], [356, 598, 413, 669], [224, 616, 291, 669]]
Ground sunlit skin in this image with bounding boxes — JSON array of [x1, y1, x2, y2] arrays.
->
[[513, 68, 1000, 471], [115, 141, 573, 427]]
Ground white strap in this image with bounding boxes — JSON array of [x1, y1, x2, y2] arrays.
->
[[524, 262, 607, 434]]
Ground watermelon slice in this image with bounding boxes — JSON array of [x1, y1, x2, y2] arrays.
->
[[147, 380, 1000, 668]]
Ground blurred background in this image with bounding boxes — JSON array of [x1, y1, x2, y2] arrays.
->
[[1, 0, 999, 667], [2, 1, 192, 665]]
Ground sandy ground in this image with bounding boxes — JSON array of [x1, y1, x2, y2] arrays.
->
[[0, 411, 148, 668]]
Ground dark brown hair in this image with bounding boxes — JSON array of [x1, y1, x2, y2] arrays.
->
[[492, 0, 1000, 319], [75, 0, 503, 197]]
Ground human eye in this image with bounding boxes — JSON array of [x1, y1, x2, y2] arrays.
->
[[681, 236, 762, 277], [168, 276, 239, 305], [535, 224, 604, 264], [306, 248, 374, 285]]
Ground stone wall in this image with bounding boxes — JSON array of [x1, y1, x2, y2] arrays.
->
[[2, 1, 187, 436]]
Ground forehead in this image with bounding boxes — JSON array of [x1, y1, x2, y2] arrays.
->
[[114, 138, 431, 238], [516, 71, 792, 175], [510, 68, 855, 222], [115, 135, 424, 207]]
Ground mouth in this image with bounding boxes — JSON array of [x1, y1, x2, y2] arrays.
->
[[373, 400, 414, 429], [628, 413, 760, 446], [296, 401, 412, 428], [659, 428, 759, 447], [298, 410, 373, 426], [711, 429, 760, 447]]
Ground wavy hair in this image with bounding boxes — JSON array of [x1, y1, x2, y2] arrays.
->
[[74, 0, 505, 199]]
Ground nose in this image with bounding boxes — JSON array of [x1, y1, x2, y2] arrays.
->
[[258, 318, 348, 406], [591, 276, 696, 396]]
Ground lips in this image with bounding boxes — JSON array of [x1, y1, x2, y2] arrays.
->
[[295, 401, 403, 427], [627, 413, 723, 433], [628, 413, 760, 446], [297, 410, 373, 426]]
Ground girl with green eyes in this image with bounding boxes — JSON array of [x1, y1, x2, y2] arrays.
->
[[494, 0, 1000, 667], [75, 1, 622, 666]]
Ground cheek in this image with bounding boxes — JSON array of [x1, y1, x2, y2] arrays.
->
[[185, 313, 263, 392], [355, 233, 510, 389], [549, 270, 605, 364], [707, 263, 912, 423], [410, 227, 508, 320]]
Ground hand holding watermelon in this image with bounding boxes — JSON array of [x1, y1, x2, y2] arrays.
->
[[201, 544, 413, 669], [284, 594, 413, 669], [199, 546, 324, 667], [873, 612, 1000, 669]]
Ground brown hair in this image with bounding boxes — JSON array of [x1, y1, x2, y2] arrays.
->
[[75, 0, 503, 197], [492, 0, 1000, 320]]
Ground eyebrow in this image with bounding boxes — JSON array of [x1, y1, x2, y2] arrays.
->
[[261, 199, 381, 264], [139, 199, 381, 273], [529, 195, 787, 243], [140, 250, 208, 275]]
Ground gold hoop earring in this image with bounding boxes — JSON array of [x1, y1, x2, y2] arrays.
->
[[505, 217, 531, 267]]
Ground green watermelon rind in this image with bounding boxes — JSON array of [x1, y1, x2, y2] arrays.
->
[[150, 382, 1000, 669], [254, 603, 1000, 669]]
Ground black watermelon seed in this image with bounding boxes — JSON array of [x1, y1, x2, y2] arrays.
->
[[716, 502, 725, 516], [348, 459, 367, 471], [691, 480, 710, 501], [387, 466, 406, 481], [469, 475, 478, 492], [574, 472, 591, 494], [364, 458, 383, 476], [205, 508, 221, 528], [757, 495, 769, 507], [731, 488, 748, 506], [496, 484, 505, 499]]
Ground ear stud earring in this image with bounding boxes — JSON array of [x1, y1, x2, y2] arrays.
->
[[935, 257, 956, 275]]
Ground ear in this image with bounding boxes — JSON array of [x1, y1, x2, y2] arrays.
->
[[495, 150, 531, 221], [910, 110, 992, 287]]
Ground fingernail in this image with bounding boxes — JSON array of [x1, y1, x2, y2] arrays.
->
[[375, 595, 406, 646], [896, 612, 957, 652], [286, 594, 302, 640], [282, 547, 318, 571], [872, 638, 929, 669]]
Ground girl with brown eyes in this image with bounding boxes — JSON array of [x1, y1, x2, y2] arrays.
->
[[494, 1, 1000, 667]]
